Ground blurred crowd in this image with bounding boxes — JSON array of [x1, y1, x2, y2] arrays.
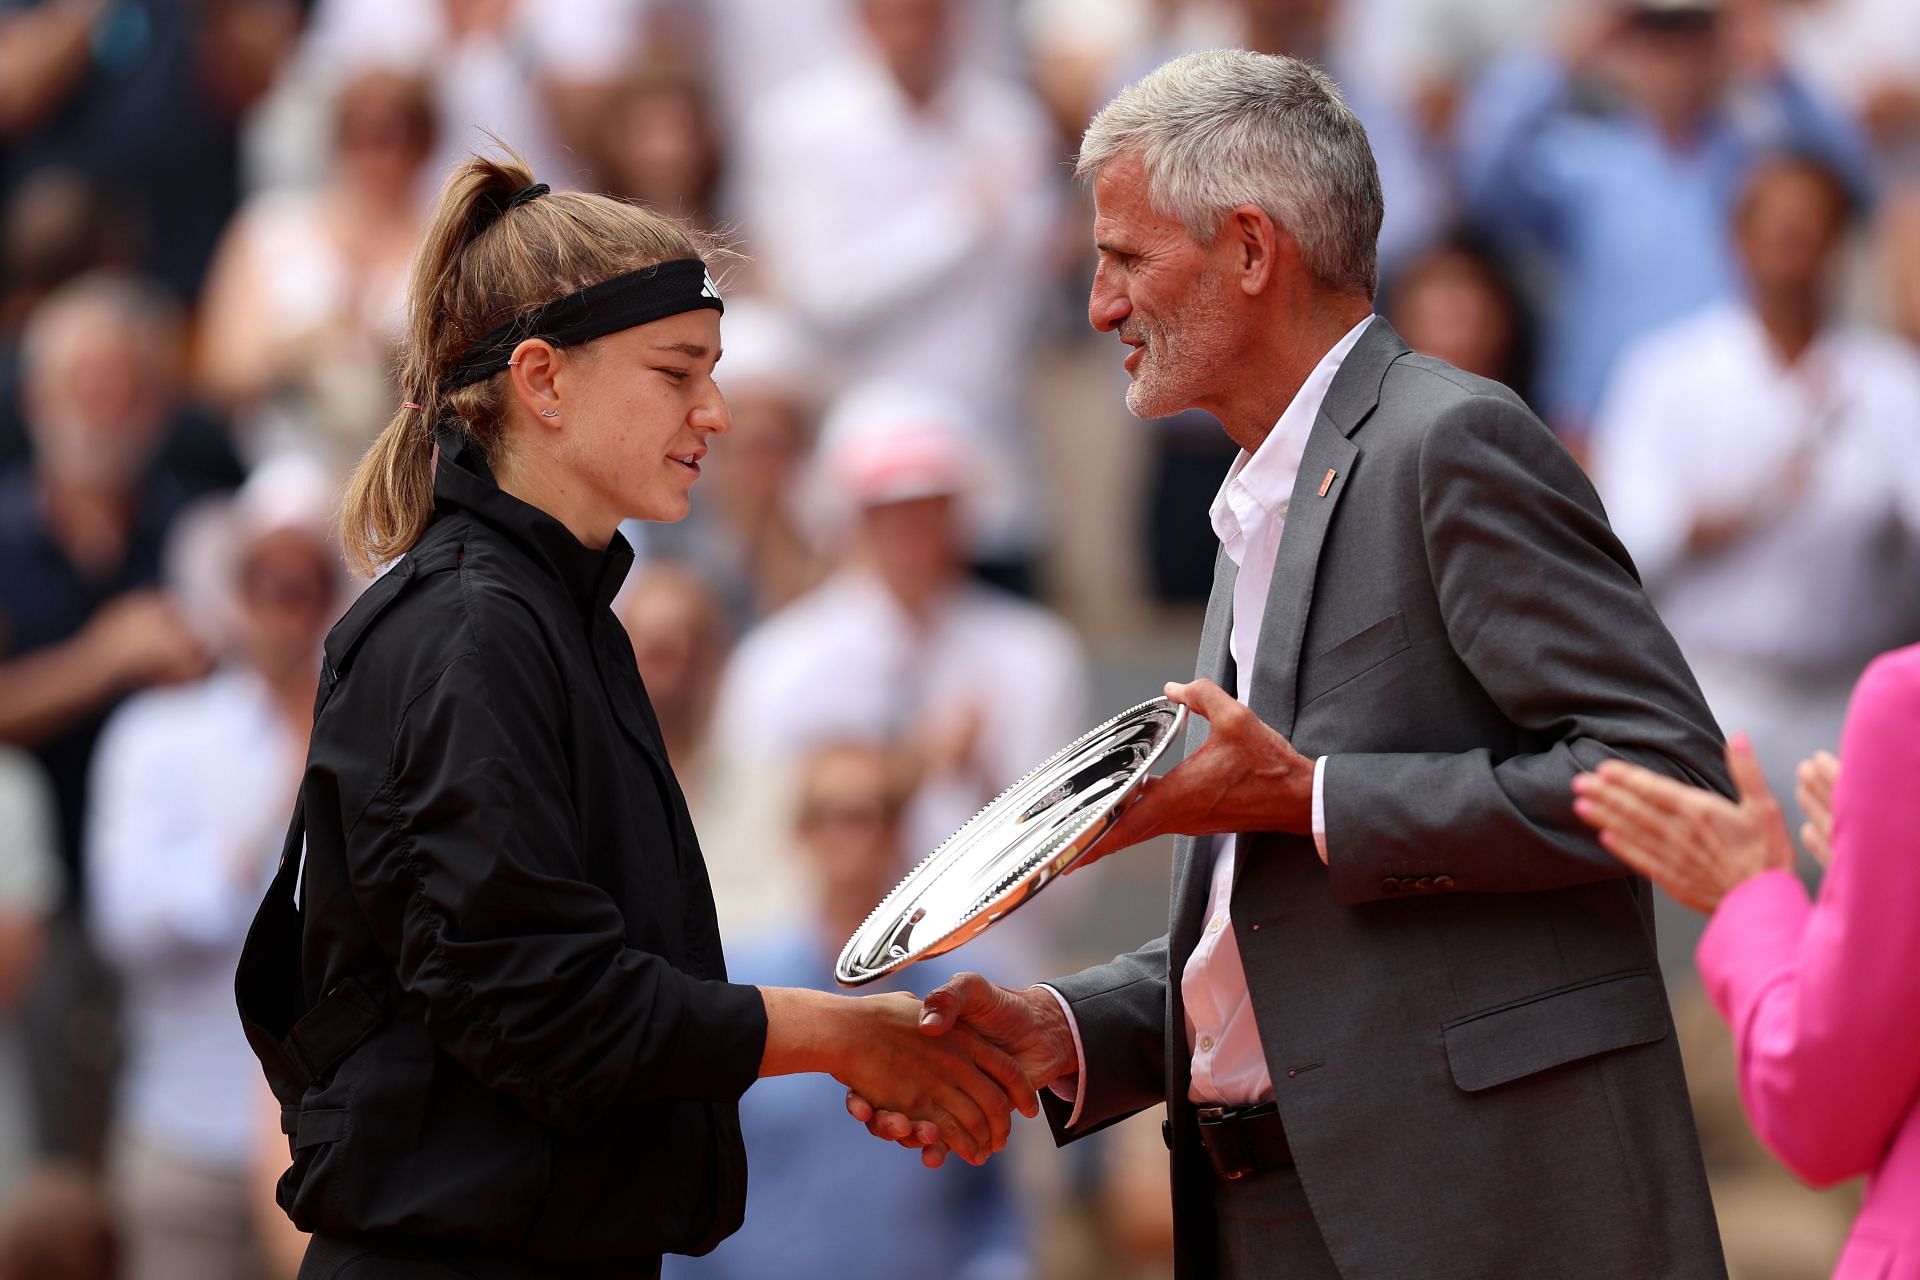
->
[[2, 0, 1918, 1277]]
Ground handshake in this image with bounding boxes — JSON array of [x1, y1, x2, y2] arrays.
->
[[833, 974, 1078, 1168]]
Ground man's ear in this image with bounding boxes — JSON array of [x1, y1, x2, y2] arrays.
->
[[507, 339, 563, 427], [1226, 204, 1284, 296]]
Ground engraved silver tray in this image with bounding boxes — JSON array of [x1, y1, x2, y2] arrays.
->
[[835, 696, 1187, 986]]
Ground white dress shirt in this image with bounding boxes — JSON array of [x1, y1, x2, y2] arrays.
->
[[85, 667, 302, 1172], [736, 55, 1060, 555], [1049, 315, 1373, 1121]]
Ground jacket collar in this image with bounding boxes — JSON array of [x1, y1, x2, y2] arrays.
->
[[1317, 315, 1411, 439], [431, 427, 633, 615]]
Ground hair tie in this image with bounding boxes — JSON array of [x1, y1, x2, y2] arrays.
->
[[402, 401, 424, 411], [506, 182, 550, 211], [476, 182, 551, 232]]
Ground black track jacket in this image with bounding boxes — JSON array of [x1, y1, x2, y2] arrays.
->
[[268, 434, 767, 1273]]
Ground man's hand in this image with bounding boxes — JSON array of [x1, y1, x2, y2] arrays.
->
[[1570, 734, 1795, 913], [82, 591, 214, 690], [846, 974, 1076, 1168], [1794, 750, 1840, 868], [1071, 678, 1315, 873]]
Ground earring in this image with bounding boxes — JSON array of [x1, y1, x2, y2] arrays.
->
[[540, 409, 559, 418]]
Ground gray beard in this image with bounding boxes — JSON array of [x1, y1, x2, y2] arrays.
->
[[1123, 343, 1190, 420]]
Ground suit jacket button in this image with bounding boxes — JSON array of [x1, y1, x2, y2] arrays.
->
[[1435, 875, 1455, 890], [1381, 877, 1400, 893], [1415, 876, 1435, 892]]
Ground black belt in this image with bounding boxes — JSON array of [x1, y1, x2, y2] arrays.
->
[[1192, 1101, 1294, 1181]]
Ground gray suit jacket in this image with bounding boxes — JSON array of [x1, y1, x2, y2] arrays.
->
[[1045, 320, 1729, 1279]]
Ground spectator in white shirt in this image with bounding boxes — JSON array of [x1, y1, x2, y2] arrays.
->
[[85, 456, 347, 1280], [692, 0, 1024, 143], [736, 0, 1063, 573], [1592, 152, 1920, 810], [710, 380, 1089, 889]]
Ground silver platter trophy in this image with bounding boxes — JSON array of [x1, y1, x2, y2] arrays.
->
[[835, 696, 1188, 986]]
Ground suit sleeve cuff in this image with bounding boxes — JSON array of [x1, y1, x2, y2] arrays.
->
[[1312, 756, 1330, 864], [1035, 984, 1088, 1131]]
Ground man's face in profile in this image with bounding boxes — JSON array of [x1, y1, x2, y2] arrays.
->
[[1088, 153, 1238, 421]]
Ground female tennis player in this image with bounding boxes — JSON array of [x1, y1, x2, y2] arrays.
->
[[234, 153, 1034, 1280]]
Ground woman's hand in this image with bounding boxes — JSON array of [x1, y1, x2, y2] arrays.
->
[[757, 988, 1036, 1166], [1795, 750, 1841, 868], [1571, 734, 1795, 913]]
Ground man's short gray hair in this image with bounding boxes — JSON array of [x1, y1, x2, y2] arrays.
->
[[1078, 49, 1384, 296], [20, 270, 179, 380]]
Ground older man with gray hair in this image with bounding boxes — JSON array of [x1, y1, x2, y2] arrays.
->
[[852, 49, 1732, 1279]]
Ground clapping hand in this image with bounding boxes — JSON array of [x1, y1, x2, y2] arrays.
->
[[1570, 734, 1795, 913], [1795, 750, 1840, 868], [846, 973, 1077, 1168]]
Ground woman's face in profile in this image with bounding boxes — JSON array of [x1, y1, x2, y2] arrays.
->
[[553, 308, 732, 526]]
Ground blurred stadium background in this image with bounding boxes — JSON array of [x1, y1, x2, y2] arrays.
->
[[3, 0, 1918, 1276]]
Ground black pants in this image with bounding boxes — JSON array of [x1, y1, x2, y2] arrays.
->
[[298, 1233, 661, 1280]]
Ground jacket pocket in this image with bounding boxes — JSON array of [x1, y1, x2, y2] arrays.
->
[[1442, 970, 1670, 1092], [1298, 611, 1411, 709], [289, 1107, 348, 1150]]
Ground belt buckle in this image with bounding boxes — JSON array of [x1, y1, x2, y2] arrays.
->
[[1194, 1105, 1250, 1180]]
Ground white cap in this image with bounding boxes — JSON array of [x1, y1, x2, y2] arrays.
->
[[815, 379, 979, 509], [715, 297, 820, 400], [232, 451, 338, 548], [163, 450, 347, 653]]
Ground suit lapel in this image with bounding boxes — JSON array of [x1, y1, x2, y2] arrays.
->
[[1245, 418, 1358, 740], [1245, 316, 1407, 740], [1191, 546, 1237, 725]]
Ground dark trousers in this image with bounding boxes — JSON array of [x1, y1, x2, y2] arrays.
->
[[1213, 1163, 1343, 1279], [298, 1233, 660, 1280], [20, 915, 120, 1167]]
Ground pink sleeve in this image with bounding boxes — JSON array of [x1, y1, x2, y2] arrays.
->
[[1696, 646, 1920, 1187]]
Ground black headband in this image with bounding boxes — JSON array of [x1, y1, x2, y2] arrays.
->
[[439, 257, 723, 392]]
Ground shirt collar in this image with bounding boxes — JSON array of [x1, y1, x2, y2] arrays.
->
[[1209, 314, 1374, 548], [431, 428, 634, 615]]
